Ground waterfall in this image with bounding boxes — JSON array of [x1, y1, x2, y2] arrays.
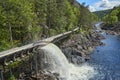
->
[[39, 43, 97, 80]]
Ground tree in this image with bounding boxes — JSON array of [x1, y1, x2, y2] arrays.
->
[[0, 0, 39, 51], [31, 0, 47, 37], [103, 6, 120, 25], [65, 0, 80, 31], [0, 0, 99, 51]]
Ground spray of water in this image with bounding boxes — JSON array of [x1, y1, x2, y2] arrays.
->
[[40, 43, 97, 80]]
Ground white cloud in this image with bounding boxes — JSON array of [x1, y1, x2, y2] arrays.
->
[[102, 0, 109, 4], [89, 0, 120, 12], [89, 6, 96, 12]]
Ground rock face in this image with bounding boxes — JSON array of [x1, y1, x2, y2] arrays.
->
[[60, 31, 105, 64]]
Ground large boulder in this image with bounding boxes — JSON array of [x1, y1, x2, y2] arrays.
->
[[62, 47, 85, 64]]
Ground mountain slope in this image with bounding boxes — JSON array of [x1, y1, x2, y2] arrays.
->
[[93, 9, 112, 18]]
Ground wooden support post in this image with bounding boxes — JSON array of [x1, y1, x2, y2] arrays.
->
[[3, 65, 5, 74], [13, 55, 16, 62], [9, 68, 12, 77], [28, 51, 32, 76], [30, 58, 32, 71], [27, 51, 30, 55], [0, 69, 4, 80], [3, 58, 8, 72], [33, 48, 38, 80], [9, 61, 13, 77], [35, 53, 38, 80], [21, 52, 24, 58]]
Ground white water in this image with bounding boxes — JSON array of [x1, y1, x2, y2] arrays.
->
[[40, 43, 97, 80]]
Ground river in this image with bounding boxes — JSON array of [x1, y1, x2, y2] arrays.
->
[[88, 23, 120, 80]]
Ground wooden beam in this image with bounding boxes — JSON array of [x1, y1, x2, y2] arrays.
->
[[0, 27, 79, 59]]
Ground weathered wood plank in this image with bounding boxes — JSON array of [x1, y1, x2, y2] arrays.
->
[[0, 27, 79, 59]]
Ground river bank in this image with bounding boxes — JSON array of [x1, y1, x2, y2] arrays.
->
[[101, 22, 120, 35], [60, 30, 105, 64]]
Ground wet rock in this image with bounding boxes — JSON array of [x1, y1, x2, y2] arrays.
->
[[71, 56, 78, 64], [88, 47, 93, 52], [53, 73, 60, 77], [62, 47, 73, 58], [71, 55, 85, 64], [83, 45, 87, 50], [72, 49, 82, 56], [77, 45, 83, 50], [31, 73, 57, 80], [62, 47, 85, 64], [85, 55, 90, 61]]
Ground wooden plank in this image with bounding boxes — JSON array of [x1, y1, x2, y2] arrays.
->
[[0, 27, 79, 59]]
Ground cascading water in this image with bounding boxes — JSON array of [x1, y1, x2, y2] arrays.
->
[[39, 43, 97, 80]]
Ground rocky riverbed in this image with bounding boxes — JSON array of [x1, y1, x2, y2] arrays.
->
[[60, 31, 105, 64]]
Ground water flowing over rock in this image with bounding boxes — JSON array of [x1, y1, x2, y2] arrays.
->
[[37, 43, 97, 80]]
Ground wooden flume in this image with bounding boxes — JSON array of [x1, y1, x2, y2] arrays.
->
[[0, 27, 79, 80]]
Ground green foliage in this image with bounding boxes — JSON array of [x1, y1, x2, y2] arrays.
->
[[49, 29, 57, 36], [8, 61, 20, 68], [0, 0, 40, 51], [93, 9, 112, 19], [65, 0, 77, 31], [79, 4, 99, 30], [8, 75, 15, 80], [103, 6, 120, 25], [0, 0, 98, 51]]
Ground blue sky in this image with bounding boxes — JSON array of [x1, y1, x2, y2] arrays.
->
[[76, 0, 120, 12], [76, 0, 100, 5]]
